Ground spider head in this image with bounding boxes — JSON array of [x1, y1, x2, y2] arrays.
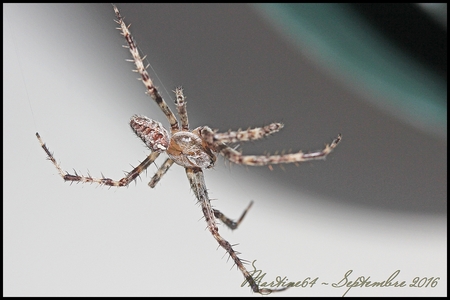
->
[[166, 130, 216, 169], [130, 115, 170, 153]]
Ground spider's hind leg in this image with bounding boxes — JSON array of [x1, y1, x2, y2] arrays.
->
[[213, 201, 254, 230], [186, 168, 285, 294]]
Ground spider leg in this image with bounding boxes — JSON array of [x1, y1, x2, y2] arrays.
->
[[36, 132, 159, 187], [213, 201, 253, 230], [200, 123, 283, 146], [219, 134, 342, 166], [175, 87, 189, 131], [185, 168, 286, 294], [216, 123, 284, 144], [148, 158, 174, 188], [113, 5, 179, 132]]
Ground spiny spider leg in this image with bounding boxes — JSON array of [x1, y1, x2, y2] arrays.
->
[[200, 123, 284, 145], [36, 132, 160, 187], [147, 87, 187, 188], [175, 87, 189, 131], [216, 123, 284, 144], [185, 168, 286, 295], [148, 158, 174, 188], [113, 5, 179, 132], [213, 201, 254, 230], [219, 134, 341, 166]]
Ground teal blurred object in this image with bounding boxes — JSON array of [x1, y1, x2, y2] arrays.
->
[[255, 4, 446, 139]]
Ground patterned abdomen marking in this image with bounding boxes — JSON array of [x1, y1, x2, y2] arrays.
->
[[130, 115, 169, 152]]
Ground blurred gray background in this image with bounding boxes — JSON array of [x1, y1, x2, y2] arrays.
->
[[4, 4, 446, 296]]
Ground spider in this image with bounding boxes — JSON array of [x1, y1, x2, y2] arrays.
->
[[36, 5, 341, 295]]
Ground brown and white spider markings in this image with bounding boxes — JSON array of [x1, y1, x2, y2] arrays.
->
[[36, 5, 341, 295]]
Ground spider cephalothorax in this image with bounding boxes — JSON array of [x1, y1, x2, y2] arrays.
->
[[36, 4, 341, 294], [166, 126, 217, 169]]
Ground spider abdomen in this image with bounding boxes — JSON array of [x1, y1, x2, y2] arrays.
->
[[130, 115, 169, 153], [167, 131, 216, 169]]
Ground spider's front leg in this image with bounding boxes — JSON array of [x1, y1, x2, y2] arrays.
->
[[142, 87, 190, 188], [199, 125, 341, 167], [36, 132, 160, 187], [200, 123, 284, 146], [174, 87, 189, 131], [220, 134, 342, 167], [113, 5, 180, 132]]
